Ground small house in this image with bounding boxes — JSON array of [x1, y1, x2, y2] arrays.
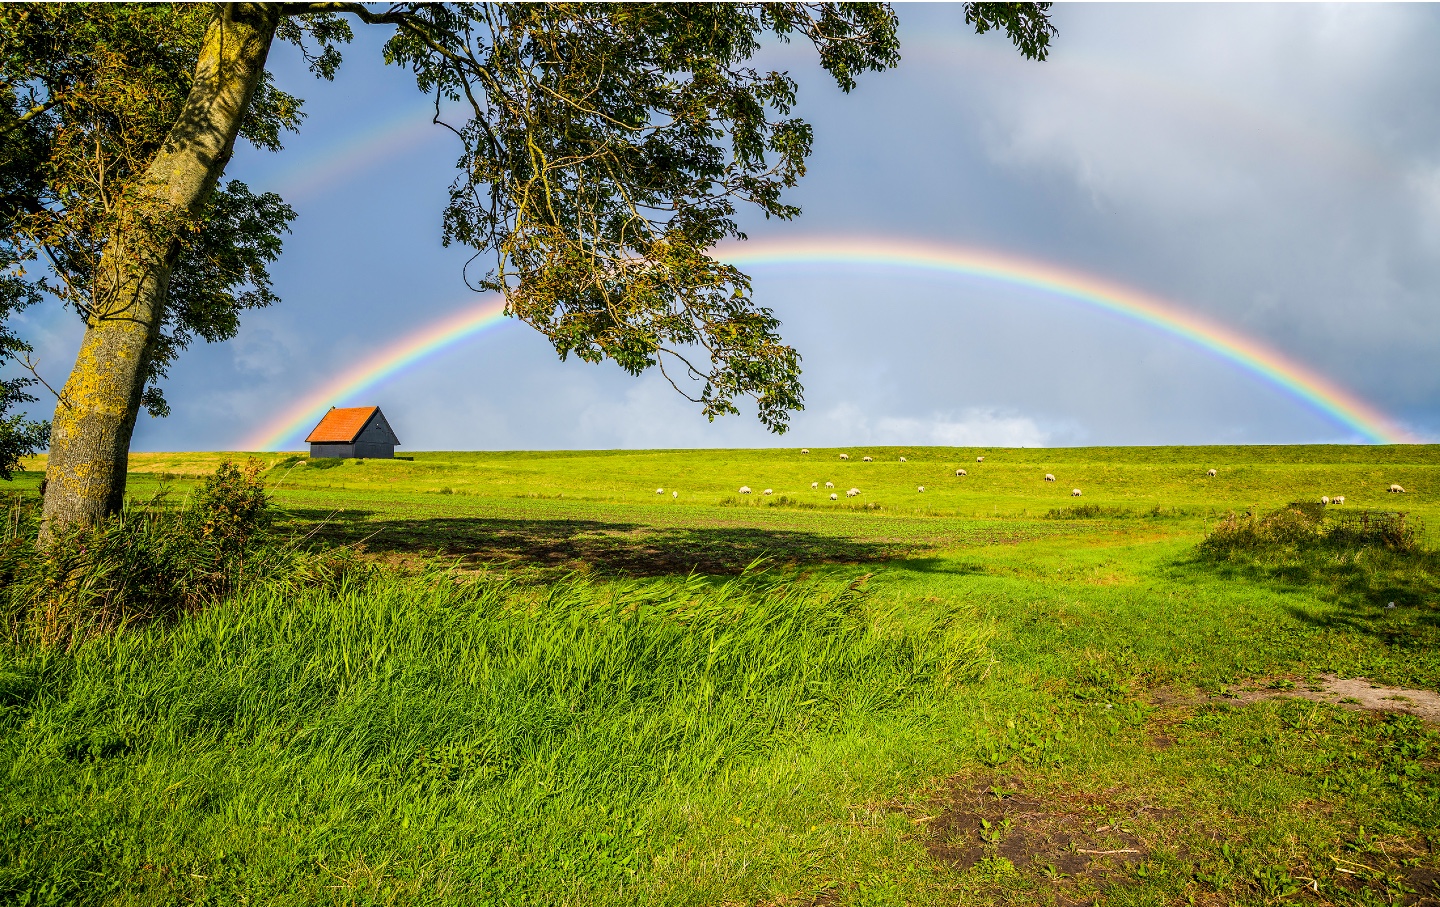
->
[[305, 406, 400, 459]]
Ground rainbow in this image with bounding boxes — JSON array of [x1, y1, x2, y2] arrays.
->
[[723, 237, 1414, 444], [245, 295, 510, 450], [244, 236, 1417, 449]]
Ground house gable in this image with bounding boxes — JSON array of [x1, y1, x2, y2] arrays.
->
[[305, 406, 401, 459]]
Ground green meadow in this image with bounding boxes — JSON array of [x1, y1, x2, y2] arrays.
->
[[3, 445, 1439, 906]]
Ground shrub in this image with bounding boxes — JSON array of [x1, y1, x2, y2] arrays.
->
[[1, 459, 355, 649], [190, 458, 271, 555], [1200, 504, 1419, 557], [1047, 504, 1130, 520]]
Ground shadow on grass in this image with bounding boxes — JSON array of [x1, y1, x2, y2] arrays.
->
[[279, 509, 913, 576], [887, 557, 990, 577], [1177, 546, 1440, 655]]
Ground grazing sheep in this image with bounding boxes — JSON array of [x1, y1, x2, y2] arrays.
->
[[811, 481, 819, 489], [739, 486, 752, 494], [763, 488, 773, 495], [656, 488, 664, 494], [1071, 488, 1082, 497], [840, 453, 850, 460], [899, 457, 907, 463], [917, 486, 925, 492], [1321, 496, 1330, 505], [672, 491, 678, 498], [1333, 495, 1344, 505], [976, 456, 985, 463], [825, 481, 835, 489], [1207, 469, 1217, 477], [801, 448, 810, 454], [830, 493, 838, 500], [846, 487, 860, 497], [956, 469, 967, 477], [862, 456, 873, 462], [1389, 484, 1406, 493], [1044, 474, 1055, 482]]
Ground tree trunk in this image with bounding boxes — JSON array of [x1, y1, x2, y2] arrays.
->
[[40, 4, 280, 541]]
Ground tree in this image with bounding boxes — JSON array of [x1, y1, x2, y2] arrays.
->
[[0, 256, 50, 482], [1, 2, 1054, 538]]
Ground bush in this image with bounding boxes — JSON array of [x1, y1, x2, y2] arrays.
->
[[1047, 504, 1131, 520], [1, 459, 358, 649], [1200, 504, 1419, 558]]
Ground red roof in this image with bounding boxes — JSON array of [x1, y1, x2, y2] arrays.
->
[[305, 406, 379, 444]]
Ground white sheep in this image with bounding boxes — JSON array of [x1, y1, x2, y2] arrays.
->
[[899, 456, 907, 463], [1071, 488, 1082, 497], [1044, 474, 1055, 482], [672, 491, 678, 498], [839, 453, 850, 460], [1206, 469, 1217, 477], [656, 488, 664, 494], [739, 486, 752, 494], [829, 493, 838, 501], [956, 469, 967, 477], [825, 481, 834, 489], [862, 456, 873, 462], [1321, 496, 1330, 505], [1389, 484, 1406, 493], [846, 487, 860, 497], [811, 481, 818, 489], [801, 448, 810, 454], [917, 486, 925, 492], [976, 456, 985, 463], [763, 488, 773, 495], [1333, 495, 1344, 504]]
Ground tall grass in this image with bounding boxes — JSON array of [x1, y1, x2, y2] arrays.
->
[[1, 461, 364, 649], [0, 565, 991, 905]]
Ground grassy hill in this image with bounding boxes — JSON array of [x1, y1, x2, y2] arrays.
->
[[3, 446, 1438, 905]]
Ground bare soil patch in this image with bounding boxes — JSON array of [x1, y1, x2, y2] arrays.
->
[[1227, 674, 1440, 724], [917, 776, 1160, 905]]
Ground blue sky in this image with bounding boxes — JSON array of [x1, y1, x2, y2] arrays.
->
[[13, 3, 1440, 450]]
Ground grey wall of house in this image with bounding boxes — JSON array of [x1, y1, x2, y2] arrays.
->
[[354, 441, 395, 459], [309, 441, 395, 459]]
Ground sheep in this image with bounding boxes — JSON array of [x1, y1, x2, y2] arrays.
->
[[846, 487, 860, 497], [862, 456, 873, 462], [763, 488, 773, 495], [976, 456, 985, 463], [672, 491, 678, 498], [801, 448, 810, 454], [1206, 469, 1217, 477], [811, 481, 819, 489], [1389, 484, 1406, 493], [917, 485, 925, 492], [1071, 488, 1082, 497], [829, 493, 838, 501], [739, 486, 752, 494], [1333, 495, 1345, 505], [1321, 496, 1330, 505], [656, 488, 664, 494], [839, 453, 850, 460], [1044, 474, 1055, 482], [956, 469, 967, 477], [825, 481, 835, 489], [899, 457, 907, 463]]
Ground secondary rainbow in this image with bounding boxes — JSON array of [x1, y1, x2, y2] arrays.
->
[[245, 236, 1416, 449], [246, 295, 509, 450]]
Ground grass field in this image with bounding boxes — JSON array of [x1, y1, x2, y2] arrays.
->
[[3, 446, 1439, 906]]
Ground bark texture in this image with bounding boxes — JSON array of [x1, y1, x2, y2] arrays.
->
[[40, 4, 280, 540]]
